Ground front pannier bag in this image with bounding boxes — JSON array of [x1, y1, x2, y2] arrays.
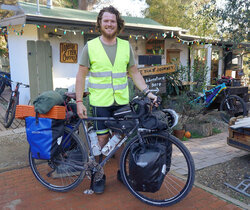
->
[[25, 117, 64, 159], [129, 143, 167, 193]]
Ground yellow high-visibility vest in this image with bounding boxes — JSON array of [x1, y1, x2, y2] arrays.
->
[[88, 37, 130, 106]]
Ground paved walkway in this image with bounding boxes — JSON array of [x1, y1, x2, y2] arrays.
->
[[0, 129, 249, 209], [0, 156, 245, 210]]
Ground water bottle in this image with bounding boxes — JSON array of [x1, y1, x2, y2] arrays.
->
[[101, 134, 121, 156], [89, 131, 101, 156]]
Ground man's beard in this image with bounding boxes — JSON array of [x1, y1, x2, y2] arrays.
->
[[101, 27, 117, 40]]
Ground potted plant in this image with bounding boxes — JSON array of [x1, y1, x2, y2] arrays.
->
[[164, 93, 204, 139]]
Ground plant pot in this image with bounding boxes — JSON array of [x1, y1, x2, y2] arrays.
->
[[173, 129, 185, 139]]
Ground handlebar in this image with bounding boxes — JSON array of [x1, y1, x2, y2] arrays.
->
[[0, 75, 29, 88], [125, 96, 161, 119]]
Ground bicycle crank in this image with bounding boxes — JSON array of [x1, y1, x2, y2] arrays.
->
[[84, 159, 104, 182]]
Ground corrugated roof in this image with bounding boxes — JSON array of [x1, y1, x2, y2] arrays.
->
[[19, 2, 160, 26], [16, 1, 181, 31]]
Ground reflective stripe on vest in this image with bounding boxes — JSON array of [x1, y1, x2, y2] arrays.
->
[[88, 37, 130, 106]]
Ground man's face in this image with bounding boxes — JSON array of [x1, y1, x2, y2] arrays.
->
[[100, 12, 118, 39]]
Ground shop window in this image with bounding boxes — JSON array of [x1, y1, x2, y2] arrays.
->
[[146, 39, 164, 55]]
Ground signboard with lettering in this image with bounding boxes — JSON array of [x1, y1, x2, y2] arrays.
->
[[60, 43, 78, 63], [138, 64, 175, 76], [144, 74, 166, 93], [136, 64, 176, 94]]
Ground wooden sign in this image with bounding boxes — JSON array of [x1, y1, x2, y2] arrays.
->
[[138, 64, 175, 76], [60, 43, 78, 63]]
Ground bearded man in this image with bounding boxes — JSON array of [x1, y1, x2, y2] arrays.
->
[[75, 5, 157, 194]]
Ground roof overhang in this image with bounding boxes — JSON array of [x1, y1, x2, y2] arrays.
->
[[0, 14, 26, 26], [0, 13, 182, 33]]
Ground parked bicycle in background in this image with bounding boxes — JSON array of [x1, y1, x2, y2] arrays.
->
[[3, 77, 29, 128], [0, 70, 11, 96], [188, 82, 247, 123]]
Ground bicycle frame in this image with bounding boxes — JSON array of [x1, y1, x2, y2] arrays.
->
[[62, 116, 145, 168], [192, 83, 227, 107]]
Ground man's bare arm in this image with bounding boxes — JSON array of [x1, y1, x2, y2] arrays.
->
[[128, 65, 157, 102], [75, 65, 89, 118]]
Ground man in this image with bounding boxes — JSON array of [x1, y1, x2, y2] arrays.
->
[[75, 5, 157, 194]]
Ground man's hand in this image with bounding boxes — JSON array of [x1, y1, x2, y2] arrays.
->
[[77, 103, 87, 118], [147, 92, 159, 106]]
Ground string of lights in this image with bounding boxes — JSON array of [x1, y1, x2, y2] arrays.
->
[[0, 24, 232, 50]]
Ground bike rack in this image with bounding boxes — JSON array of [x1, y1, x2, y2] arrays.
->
[[224, 176, 250, 197]]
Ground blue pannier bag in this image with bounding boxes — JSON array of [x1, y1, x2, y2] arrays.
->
[[25, 116, 64, 159]]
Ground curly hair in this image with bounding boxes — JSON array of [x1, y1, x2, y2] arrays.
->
[[96, 5, 125, 35]]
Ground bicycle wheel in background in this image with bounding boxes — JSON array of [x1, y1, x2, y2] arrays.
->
[[0, 77, 6, 96], [120, 132, 195, 207], [29, 127, 88, 192], [220, 95, 247, 123], [4, 93, 18, 128]]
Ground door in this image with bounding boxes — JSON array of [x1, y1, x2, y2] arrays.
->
[[27, 40, 53, 103], [166, 49, 180, 65]]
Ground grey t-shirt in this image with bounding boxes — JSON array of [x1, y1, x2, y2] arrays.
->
[[79, 37, 135, 68]]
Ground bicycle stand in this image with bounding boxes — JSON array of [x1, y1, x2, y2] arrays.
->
[[224, 176, 250, 197]]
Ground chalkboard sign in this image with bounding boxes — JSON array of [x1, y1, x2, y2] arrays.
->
[[135, 64, 176, 94], [144, 74, 166, 93]]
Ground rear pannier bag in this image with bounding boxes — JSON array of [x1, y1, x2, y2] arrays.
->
[[129, 143, 167, 193], [25, 116, 64, 160]]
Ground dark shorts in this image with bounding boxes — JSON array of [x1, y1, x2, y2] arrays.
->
[[91, 105, 127, 135]]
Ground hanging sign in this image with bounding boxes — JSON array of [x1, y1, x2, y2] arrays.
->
[[60, 43, 78, 63], [138, 64, 175, 76]]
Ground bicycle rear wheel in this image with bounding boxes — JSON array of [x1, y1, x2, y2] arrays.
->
[[120, 132, 195, 207], [29, 127, 88, 192], [4, 94, 18, 128], [220, 95, 247, 123]]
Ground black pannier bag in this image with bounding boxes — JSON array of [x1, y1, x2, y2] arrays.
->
[[129, 143, 167, 193]]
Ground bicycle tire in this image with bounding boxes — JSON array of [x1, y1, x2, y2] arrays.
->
[[29, 127, 88, 192], [4, 93, 18, 128], [120, 131, 195, 207], [220, 95, 247, 123], [0, 77, 6, 96]]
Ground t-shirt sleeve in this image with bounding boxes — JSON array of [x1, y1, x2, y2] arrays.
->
[[78, 43, 90, 68], [128, 44, 136, 68]]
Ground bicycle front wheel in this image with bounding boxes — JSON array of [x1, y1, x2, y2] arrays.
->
[[4, 94, 18, 128], [29, 127, 88, 192], [220, 95, 247, 123], [120, 132, 195, 207]]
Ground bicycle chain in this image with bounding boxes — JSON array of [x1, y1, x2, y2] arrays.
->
[[84, 159, 104, 182]]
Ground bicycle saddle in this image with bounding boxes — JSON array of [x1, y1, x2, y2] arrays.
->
[[65, 92, 90, 100]]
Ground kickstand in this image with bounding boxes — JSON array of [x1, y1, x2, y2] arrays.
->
[[90, 172, 96, 190]]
